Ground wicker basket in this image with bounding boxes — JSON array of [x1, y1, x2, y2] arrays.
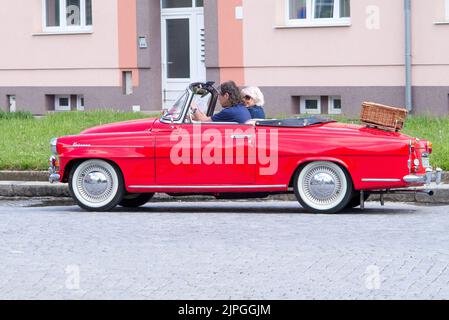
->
[[360, 102, 408, 131]]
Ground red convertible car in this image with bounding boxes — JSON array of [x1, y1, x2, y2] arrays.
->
[[49, 82, 442, 214]]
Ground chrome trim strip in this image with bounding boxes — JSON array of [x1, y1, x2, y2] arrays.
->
[[231, 134, 253, 139], [128, 185, 287, 190], [70, 145, 146, 149], [362, 179, 402, 182]]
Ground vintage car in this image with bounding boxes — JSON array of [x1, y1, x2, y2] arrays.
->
[[48, 82, 442, 214]]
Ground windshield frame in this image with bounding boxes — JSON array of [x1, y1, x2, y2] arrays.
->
[[160, 89, 193, 124], [160, 82, 218, 124]]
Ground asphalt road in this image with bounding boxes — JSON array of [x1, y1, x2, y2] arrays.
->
[[1, 199, 449, 300]]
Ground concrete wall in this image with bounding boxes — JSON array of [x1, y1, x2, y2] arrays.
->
[[0, 0, 163, 114], [236, 0, 449, 116], [1, 0, 448, 116]]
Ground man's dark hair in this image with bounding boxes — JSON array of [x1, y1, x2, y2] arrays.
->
[[218, 81, 242, 106]]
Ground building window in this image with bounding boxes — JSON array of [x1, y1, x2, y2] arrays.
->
[[162, 0, 203, 9], [287, 0, 350, 26], [76, 95, 85, 111], [7, 95, 17, 113], [329, 96, 342, 114], [43, 0, 93, 32], [55, 95, 71, 111], [300, 96, 321, 114], [123, 71, 133, 95]]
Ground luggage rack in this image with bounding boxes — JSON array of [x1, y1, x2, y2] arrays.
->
[[363, 121, 404, 132]]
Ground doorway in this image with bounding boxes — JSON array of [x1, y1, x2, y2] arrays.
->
[[161, 0, 205, 109]]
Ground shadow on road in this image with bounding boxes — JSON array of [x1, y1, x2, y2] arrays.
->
[[7, 197, 426, 216]]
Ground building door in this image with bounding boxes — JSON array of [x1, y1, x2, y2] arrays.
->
[[161, 0, 205, 109], [8, 95, 16, 112]]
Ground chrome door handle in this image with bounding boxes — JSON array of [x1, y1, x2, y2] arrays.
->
[[231, 134, 253, 139]]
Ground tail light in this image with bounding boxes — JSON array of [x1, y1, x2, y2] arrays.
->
[[427, 141, 433, 154], [409, 139, 416, 153]]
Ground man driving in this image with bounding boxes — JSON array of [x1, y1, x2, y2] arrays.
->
[[191, 81, 251, 124]]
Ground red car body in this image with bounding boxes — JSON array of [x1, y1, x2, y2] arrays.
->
[[49, 83, 442, 213]]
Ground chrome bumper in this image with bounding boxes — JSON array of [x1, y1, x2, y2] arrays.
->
[[403, 168, 443, 185], [48, 156, 60, 184]]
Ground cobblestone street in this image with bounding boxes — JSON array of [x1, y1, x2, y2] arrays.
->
[[1, 200, 449, 300]]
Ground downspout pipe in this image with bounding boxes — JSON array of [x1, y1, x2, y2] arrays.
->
[[404, 0, 413, 112]]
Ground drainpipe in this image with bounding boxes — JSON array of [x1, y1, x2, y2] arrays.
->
[[404, 0, 413, 112]]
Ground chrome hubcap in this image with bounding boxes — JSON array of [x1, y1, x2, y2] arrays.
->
[[309, 172, 336, 199], [83, 172, 109, 196], [77, 165, 114, 203], [303, 165, 342, 205]]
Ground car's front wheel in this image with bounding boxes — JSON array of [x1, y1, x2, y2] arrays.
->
[[294, 161, 353, 214], [69, 159, 125, 212]]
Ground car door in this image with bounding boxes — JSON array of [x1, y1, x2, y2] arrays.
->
[[154, 121, 256, 186]]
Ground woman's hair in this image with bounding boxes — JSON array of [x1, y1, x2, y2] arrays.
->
[[218, 81, 242, 106], [241, 86, 265, 106]]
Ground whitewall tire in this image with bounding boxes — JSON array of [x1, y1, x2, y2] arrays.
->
[[69, 159, 124, 212], [294, 161, 353, 214]]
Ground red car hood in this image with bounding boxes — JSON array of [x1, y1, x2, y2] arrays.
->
[[81, 117, 158, 134]]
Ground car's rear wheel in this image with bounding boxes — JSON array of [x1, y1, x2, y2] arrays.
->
[[294, 161, 353, 214], [119, 193, 154, 208], [69, 159, 124, 212]]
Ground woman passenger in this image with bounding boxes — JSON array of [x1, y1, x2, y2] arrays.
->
[[241, 86, 266, 119]]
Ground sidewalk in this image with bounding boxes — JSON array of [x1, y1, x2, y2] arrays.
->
[[0, 180, 448, 204]]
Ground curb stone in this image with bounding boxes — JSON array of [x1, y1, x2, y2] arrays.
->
[[0, 171, 49, 182]]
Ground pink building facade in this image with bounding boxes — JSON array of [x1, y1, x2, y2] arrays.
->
[[0, 0, 448, 116]]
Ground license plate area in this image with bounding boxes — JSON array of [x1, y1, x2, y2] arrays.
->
[[422, 156, 430, 168]]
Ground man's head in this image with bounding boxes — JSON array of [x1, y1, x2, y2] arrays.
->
[[217, 81, 241, 108]]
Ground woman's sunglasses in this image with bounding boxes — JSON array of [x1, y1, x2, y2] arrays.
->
[[243, 95, 252, 100]]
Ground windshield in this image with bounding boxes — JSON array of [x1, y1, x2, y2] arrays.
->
[[162, 91, 189, 121], [190, 91, 212, 114]]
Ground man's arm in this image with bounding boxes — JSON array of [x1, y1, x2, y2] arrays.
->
[[192, 108, 212, 122]]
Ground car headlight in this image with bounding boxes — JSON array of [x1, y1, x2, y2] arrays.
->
[[50, 138, 58, 155]]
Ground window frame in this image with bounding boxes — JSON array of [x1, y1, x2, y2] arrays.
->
[[55, 95, 71, 111], [328, 96, 342, 115], [161, 0, 204, 10], [300, 96, 321, 114], [42, 0, 93, 33], [286, 0, 351, 27], [76, 95, 85, 111], [123, 71, 133, 95]]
